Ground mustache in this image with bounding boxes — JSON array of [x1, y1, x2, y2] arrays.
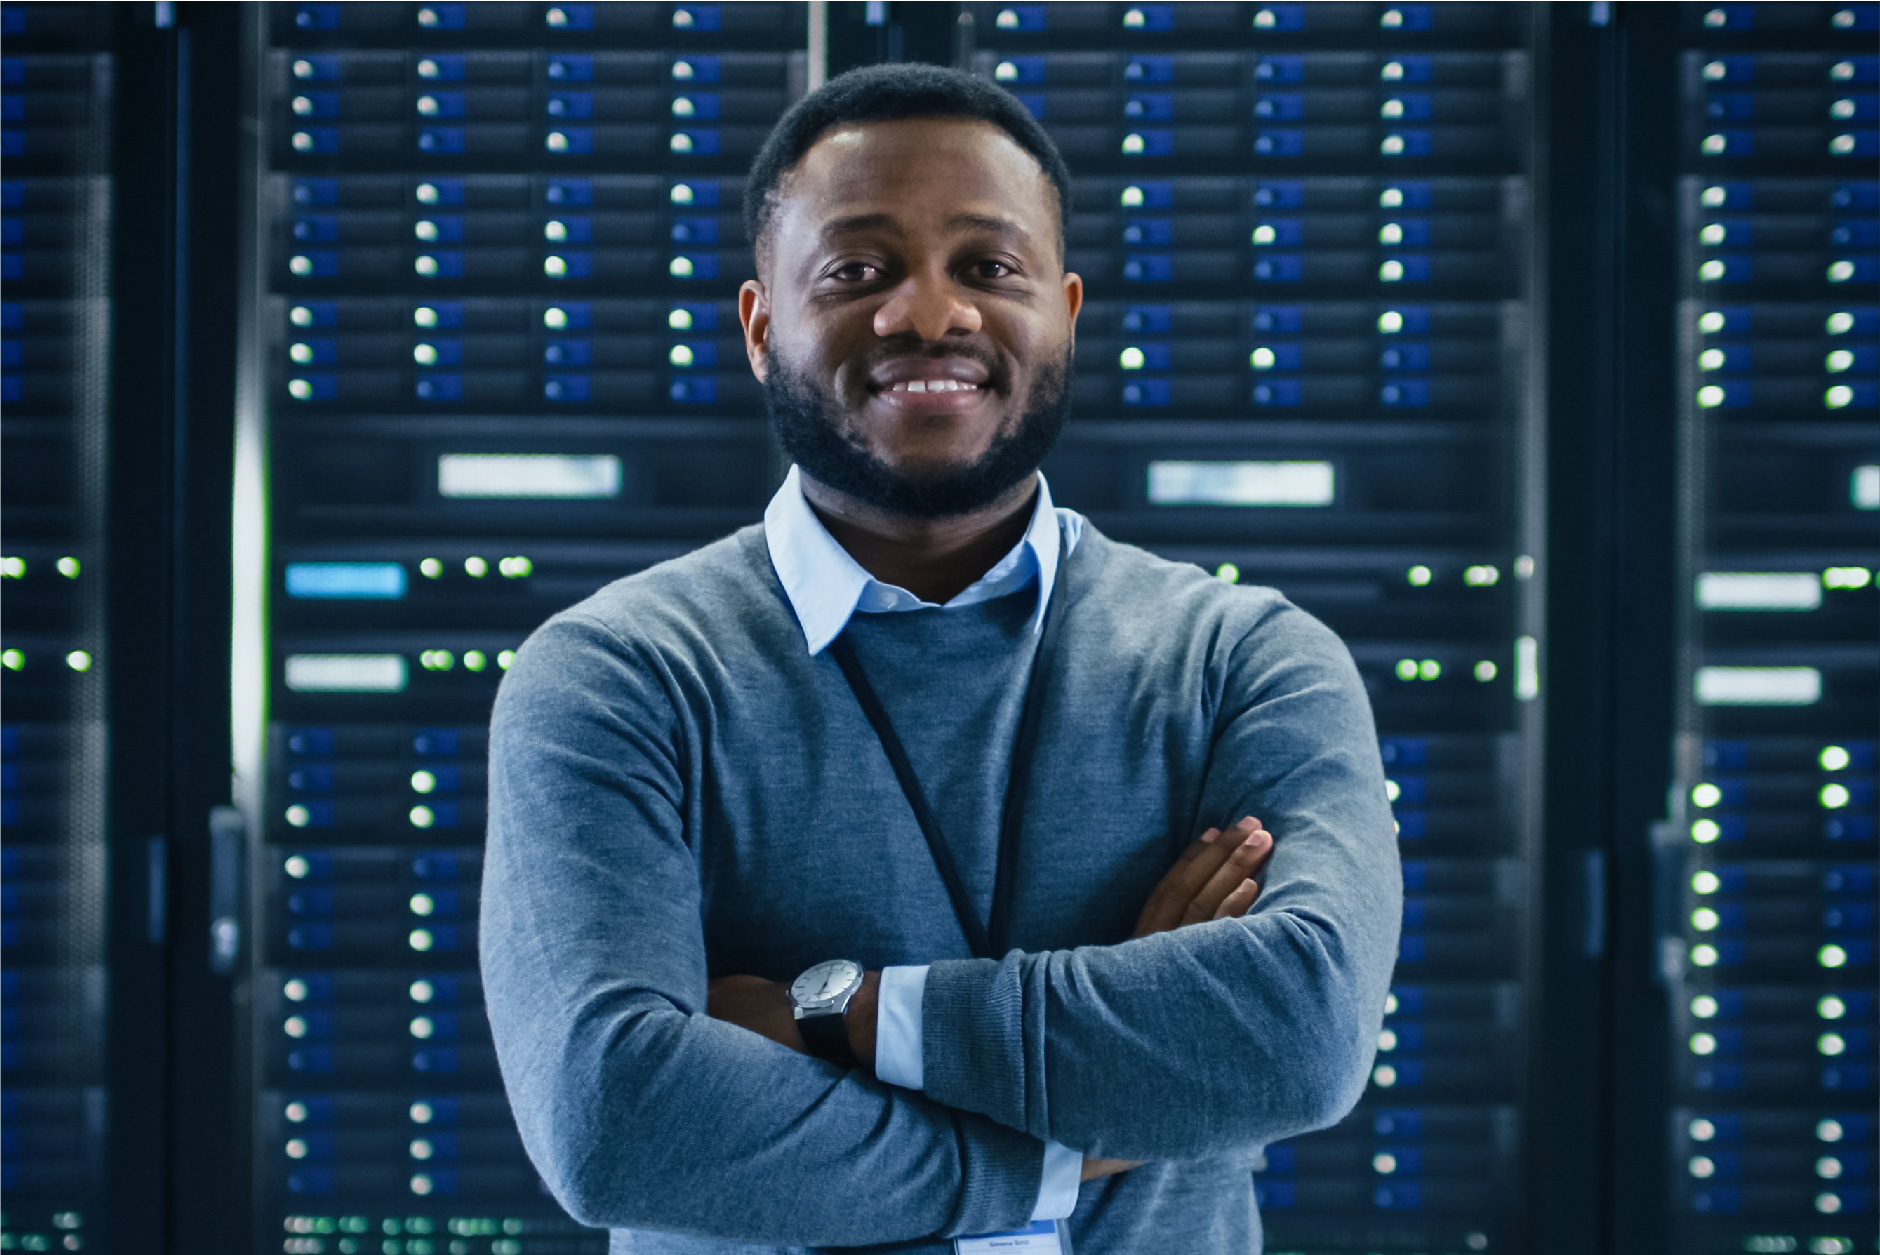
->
[[862, 339, 1010, 391]]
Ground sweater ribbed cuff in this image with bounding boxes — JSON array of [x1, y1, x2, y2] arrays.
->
[[945, 1114, 1046, 1238], [921, 956, 1028, 1134]]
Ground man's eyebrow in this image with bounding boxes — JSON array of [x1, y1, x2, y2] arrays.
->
[[813, 212, 1036, 246], [945, 212, 1033, 245], [818, 213, 900, 241]]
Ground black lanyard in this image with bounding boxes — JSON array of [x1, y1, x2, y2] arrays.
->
[[827, 560, 1070, 961]]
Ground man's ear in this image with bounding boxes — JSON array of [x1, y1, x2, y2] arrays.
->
[[738, 279, 770, 383], [1061, 270, 1084, 348]]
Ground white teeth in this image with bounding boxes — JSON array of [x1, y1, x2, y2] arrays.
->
[[889, 379, 978, 394]]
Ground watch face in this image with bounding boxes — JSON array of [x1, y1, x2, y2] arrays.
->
[[791, 959, 861, 1009]]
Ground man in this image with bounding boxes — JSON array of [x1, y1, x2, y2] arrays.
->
[[481, 63, 1401, 1254]]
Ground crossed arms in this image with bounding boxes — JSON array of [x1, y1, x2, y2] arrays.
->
[[479, 605, 1402, 1246]]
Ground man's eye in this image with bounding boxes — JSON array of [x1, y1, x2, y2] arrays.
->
[[974, 259, 1015, 279], [830, 262, 879, 282]]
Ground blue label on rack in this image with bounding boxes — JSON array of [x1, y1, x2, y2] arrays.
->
[[415, 53, 466, 81], [548, 92, 594, 120], [286, 729, 335, 756], [1123, 254, 1173, 282], [1373, 1183, 1421, 1210], [1121, 379, 1172, 407], [544, 339, 591, 366], [286, 763, 336, 791], [1383, 55, 1432, 83], [547, 55, 593, 82], [670, 376, 716, 404], [1123, 218, 1173, 246], [553, 3, 595, 29], [1394, 811, 1426, 840], [286, 1168, 335, 1194], [416, 374, 461, 402], [1124, 94, 1174, 121], [1255, 343, 1302, 370], [673, 92, 720, 120], [282, 561, 403, 602], [671, 216, 718, 244], [1125, 57, 1173, 84], [992, 56, 1046, 86], [1380, 344, 1430, 371], [413, 728, 460, 756], [1254, 1181, 1294, 1208], [287, 925, 335, 953], [1254, 57, 1304, 84], [1253, 256, 1303, 282], [544, 374, 590, 402], [1254, 181, 1303, 208], [413, 851, 460, 879], [294, 4, 342, 30], [547, 178, 593, 205], [673, 5, 722, 30], [414, 1047, 460, 1073], [1122, 305, 1171, 333], [671, 55, 721, 83], [293, 215, 340, 242], [1373, 1107, 1421, 1136], [1255, 128, 1305, 156], [287, 889, 335, 917], [1253, 304, 1302, 333], [1252, 379, 1303, 406], [550, 127, 594, 154]]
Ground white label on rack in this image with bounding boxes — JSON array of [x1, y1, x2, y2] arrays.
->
[[1695, 666, 1821, 707], [1147, 460, 1335, 507], [1696, 572, 1822, 612], [285, 654, 409, 693], [438, 453, 622, 499]]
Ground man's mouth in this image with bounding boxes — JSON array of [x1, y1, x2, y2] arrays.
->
[[881, 378, 983, 395]]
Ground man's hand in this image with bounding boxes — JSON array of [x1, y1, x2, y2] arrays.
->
[[1082, 818, 1273, 1183], [1131, 816, 1272, 938]]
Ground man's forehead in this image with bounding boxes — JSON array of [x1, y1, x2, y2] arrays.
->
[[778, 116, 1055, 238]]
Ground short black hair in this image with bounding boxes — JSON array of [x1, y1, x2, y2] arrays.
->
[[742, 62, 1073, 268]]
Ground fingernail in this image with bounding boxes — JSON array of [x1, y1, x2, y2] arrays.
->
[[1240, 816, 1259, 830], [1252, 830, 1271, 847], [1200, 827, 1219, 843]]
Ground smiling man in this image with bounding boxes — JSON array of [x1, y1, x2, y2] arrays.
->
[[481, 64, 1401, 1255]]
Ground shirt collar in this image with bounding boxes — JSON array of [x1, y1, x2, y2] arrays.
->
[[764, 464, 1064, 655]]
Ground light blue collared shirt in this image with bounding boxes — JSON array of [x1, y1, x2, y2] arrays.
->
[[763, 464, 1084, 1222]]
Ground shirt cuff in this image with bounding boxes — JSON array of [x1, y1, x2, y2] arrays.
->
[[1030, 1141, 1081, 1221], [874, 964, 928, 1090]]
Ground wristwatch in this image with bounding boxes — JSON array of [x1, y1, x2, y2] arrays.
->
[[790, 958, 864, 1066]]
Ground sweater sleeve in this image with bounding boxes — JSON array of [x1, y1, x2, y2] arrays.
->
[[479, 611, 1045, 1243], [917, 600, 1403, 1161]]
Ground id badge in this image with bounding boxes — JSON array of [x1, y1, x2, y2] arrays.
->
[[954, 1220, 1064, 1254]]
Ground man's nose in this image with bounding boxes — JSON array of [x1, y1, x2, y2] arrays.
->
[[873, 267, 983, 342]]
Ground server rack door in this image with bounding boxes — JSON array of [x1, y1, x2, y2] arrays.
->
[[1654, 3, 1879, 1253], [967, 3, 1548, 1251], [0, 5, 119, 1252], [241, 3, 806, 1250]]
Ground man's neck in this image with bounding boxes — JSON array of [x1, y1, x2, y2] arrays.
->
[[800, 471, 1040, 606]]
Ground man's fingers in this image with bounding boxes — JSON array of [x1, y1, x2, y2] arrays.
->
[[1131, 817, 1269, 938], [1180, 828, 1272, 925], [1212, 878, 1260, 920]]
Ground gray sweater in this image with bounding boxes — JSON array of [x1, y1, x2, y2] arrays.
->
[[480, 521, 1402, 1254]]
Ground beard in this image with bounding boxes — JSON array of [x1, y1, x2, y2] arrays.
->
[[763, 342, 1073, 520]]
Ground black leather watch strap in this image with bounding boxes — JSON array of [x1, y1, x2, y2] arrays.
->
[[799, 1008, 856, 1066]]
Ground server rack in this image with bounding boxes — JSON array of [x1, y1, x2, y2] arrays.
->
[[245, 3, 805, 1250], [0, 5, 118, 1251], [965, 4, 1548, 1252], [1655, 4, 1878, 1253]]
